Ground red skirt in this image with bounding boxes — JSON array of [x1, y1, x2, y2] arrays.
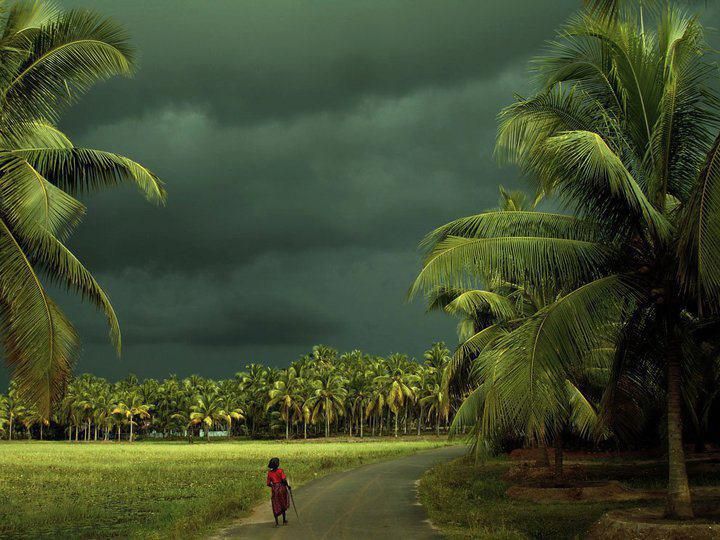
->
[[270, 483, 290, 516]]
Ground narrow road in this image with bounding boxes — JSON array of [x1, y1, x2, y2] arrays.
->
[[212, 445, 466, 540]]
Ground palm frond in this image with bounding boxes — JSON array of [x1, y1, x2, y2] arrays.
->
[[411, 235, 612, 298], [445, 289, 516, 321], [12, 147, 166, 203], [2, 9, 134, 127], [0, 216, 78, 417]]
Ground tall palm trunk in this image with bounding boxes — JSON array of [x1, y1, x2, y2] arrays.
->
[[304, 420, 307, 439], [360, 416, 364, 438], [436, 414, 440, 437], [286, 416, 290, 440], [666, 352, 694, 518], [40, 423, 43, 441], [325, 408, 330, 438], [394, 410, 399, 438], [130, 417, 134, 443], [8, 416, 12, 440]]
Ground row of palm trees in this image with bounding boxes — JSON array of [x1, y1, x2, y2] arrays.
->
[[411, 2, 720, 520], [0, 344, 454, 442]]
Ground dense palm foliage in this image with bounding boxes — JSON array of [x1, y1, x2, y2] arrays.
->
[[0, 1, 165, 417], [412, 3, 720, 519], [0, 343, 452, 442]]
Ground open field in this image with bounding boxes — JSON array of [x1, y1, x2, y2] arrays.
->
[[419, 454, 720, 539], [0, 438, 449, 539]]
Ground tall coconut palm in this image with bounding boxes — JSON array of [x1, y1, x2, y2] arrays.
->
[[189, 388, 226, 442], [0, 2, 166, 417], [423, 342, 452, 370], [412, 5, 720, 518], [375, 354, 418, 437], [267, 368, 304, 440], [236, 364, 268, 436], [309, 372, 347, 438], [112, 393, 151, 442], [0, 383, 27, 440]]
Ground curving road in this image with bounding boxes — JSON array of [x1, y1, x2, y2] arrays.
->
[[211, 445, 466, 540]]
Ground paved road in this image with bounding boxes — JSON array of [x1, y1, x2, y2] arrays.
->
[[211, 445, 466, 540]]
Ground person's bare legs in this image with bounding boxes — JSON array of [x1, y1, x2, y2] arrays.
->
[[282, 511, 288, 525]]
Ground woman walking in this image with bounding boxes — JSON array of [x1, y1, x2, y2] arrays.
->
[[266, 457, 291, 527]]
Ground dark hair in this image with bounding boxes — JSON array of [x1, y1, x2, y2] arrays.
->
[[268, 457, 280, 470]]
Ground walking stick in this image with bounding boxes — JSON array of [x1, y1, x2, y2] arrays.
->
[[288, 486, 300, 521]]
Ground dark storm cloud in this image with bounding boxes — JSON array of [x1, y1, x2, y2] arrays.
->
[[61, 0, 578, 131], [0, 0, 584, 385]]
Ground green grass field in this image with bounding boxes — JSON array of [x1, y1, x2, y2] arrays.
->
[[0, 438, 448, 539], [419, 454, 720, 539]]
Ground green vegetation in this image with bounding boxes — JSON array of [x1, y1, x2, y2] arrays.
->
[[420, 455, 720, 539], [0, 344, 453, 441], [0, 1, 165, 416], [411, 0, 720, 521], [0, 438, 447, 538]]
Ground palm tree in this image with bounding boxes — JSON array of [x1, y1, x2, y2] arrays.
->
[[309, 372, 347, 438], [419, 368, 447, 437], [237, 364, 268, 437], [375, 354, 418, 437], [0, 2, 166, 417], [423, 342, 451, 370], [112, 393, 151, 442], [267, 368, 304, 440], [412, 5, 720, 518], [189, 388, 226, 442], [1, 383, 27, 440]]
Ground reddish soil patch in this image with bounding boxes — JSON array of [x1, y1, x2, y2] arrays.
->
[[586, 506, 720, 540], [505, 481, 662, 503], [503, 463, 586, 482]]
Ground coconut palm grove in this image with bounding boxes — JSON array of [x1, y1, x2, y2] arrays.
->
[[2, 0, 720, 538]]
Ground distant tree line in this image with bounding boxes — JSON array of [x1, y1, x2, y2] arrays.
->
[[0, 344, 454, 442]]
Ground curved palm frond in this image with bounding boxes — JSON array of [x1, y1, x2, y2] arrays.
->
[[2, 9, 135, 127], [411, 235, 613, 298], [445, 289, 516, 321], [13, 147, 166, 203]]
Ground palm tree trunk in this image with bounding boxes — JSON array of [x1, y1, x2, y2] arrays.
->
[[117, 425, 121, 441], [325, 411, 330, 438], [436, 415, 440, 437], [130, 417, 134, 443], [360, 416, 364, 439], [8, 417, 12, 440], [394, 411, 399, 438], [286, 416, 290, 440], [40, 423, 43, 441], [666, 353, 694, 518], [304, 420, 307, 439], [75, 424, 79, 442]]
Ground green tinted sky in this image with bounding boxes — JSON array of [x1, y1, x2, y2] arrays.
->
[[10, 0, 689, 383]]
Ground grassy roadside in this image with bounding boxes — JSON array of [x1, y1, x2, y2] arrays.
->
[[418, 452, 720, 539], [0, 437, 448, 539]]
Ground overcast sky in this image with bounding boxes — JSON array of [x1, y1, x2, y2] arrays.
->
[[1, 0, 591, 383]]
